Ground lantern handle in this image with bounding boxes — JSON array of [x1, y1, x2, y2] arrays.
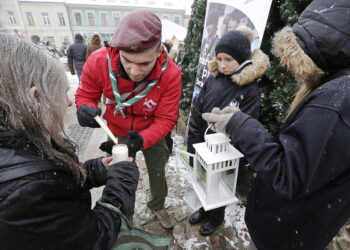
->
[[204, 123, 214, 141]]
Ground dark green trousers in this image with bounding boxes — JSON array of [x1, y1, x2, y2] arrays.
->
[[117, 136, 170, 211]]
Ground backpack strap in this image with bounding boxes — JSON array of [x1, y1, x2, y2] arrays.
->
[[97, 200, 132, 230]]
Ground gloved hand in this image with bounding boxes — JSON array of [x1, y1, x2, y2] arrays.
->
[[70, 69, 75, 75], [77, 105, 102, 128], [202, 106, 240, 133], [99, 140, 115, 155], [126, 131, 143, 157]]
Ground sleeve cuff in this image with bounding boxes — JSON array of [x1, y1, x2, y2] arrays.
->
[[226, 111, 251, 136]]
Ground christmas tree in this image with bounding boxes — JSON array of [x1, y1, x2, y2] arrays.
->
[[179, 0, 313, 135], [259, 0, 313, 134], [178, 0, 207, 112]]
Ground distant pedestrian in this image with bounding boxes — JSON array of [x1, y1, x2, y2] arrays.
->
[[86, 34, 102, 59], [67, 34, 87, 83]]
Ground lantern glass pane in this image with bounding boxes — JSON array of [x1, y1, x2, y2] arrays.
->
[[196, 163, 207, 191], [222, 169, 235, 192]]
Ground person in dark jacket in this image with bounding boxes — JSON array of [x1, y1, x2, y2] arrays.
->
[[67, 33, 87, 83], [187, 26, 270, 236], [0, 33, 139, 250], [202, 0, 350, 249], [86, 34, 102, 59]]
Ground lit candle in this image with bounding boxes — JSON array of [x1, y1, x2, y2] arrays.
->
[[112, 144, 128, 163]]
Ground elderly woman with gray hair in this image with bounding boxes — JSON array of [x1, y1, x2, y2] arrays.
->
[[0, 33, 139, 249]]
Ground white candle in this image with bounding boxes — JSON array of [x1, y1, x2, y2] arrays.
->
[[112, 144, 129, 163]]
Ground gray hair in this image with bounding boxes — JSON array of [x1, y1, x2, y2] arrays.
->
[[0, 33, 84, 182]]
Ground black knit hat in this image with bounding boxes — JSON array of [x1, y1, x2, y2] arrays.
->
[[215, 30, 251, 64]]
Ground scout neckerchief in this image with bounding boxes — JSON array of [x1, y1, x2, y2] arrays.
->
[[107, 45, 169, 118]]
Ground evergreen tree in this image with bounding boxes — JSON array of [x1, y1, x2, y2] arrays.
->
[[179, 0, 207, 112], [259, 0, 313, 134]]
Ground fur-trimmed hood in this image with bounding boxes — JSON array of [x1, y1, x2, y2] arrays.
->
[[272, 0, 350, 86], [208, 49, 270, 86], [272, 27, 325, 87]]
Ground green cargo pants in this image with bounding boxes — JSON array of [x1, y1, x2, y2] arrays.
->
[[116, 136, 170, 211]]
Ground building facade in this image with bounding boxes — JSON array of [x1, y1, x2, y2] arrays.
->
[[0, 0, 186, 46], [19, 0, 73, 46], [65, 0, 186, 42], [0, 0, 26, 36]]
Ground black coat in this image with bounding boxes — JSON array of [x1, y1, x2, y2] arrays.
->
[[67, 35, 87, 71], [0, 129, 139, 250], [188, 50, 270, 155], [227, 69, 350, 250], [227, 1, 350, 249]]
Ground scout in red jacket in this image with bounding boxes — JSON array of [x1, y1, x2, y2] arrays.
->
[[75, 10, 182, 229]]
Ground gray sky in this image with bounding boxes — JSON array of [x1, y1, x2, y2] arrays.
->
[[180, 0, 194, 15]]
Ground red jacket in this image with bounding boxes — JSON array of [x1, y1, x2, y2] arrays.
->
[[75, 47, 182, 149]]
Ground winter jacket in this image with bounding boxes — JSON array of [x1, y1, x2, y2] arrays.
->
[[86, 34, 102, 59], [67, 34, 87, 71], [75, 47, 182, 149], [225, 1, 350, 249], [0, 128, 139, 250], [187, 49, 270, 154]]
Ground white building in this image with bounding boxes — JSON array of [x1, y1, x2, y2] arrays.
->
[[19, 0, 73, 46]]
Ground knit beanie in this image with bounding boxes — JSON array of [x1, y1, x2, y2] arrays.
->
[[215, 30, 251, 64]]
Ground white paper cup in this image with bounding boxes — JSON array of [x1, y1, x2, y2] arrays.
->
[[112, 144, 129, 163]]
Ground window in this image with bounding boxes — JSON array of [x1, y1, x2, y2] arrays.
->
[[87, 12, 95, 26], [147, 0, 155, 4], [7, 11, 16, 25], [100, 12, 108, 26], [58, 12, 65, 26], [25, 12, 35, 26], [41, 12, 50, 25], [174, 16, 180, 24], [74, 12, 82, 25], [113, 13, 120, 26], [162, 15, 169, 20]]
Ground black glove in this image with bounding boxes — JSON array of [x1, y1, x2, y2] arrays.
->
[[83, 157, 107, 189], [70, 69, 75, 75], [99, 140, 115, 155], [126, 131, 143, 157], [77, 105, 102, 128]]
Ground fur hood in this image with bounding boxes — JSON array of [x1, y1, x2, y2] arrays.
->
[[208, 49, 270, 86], [272, 27, 325, 87]]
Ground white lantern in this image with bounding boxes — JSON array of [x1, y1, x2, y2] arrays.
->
[[191, 132, 243, 210]]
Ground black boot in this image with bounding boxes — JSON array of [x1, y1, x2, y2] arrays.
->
[[199, 222, 219, 236], [189, 207, 206, 225]]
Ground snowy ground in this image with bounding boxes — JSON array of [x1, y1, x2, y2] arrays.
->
[[64, 67, 250, 249]]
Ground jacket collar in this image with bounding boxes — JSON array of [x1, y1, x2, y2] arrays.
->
[[208, 49, 270, 86], [107, 47, 166, 82]]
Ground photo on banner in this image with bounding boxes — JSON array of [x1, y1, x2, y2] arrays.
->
[[181, 0, 272, 165]]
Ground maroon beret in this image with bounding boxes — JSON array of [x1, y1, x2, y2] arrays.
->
[[111, 10, 162, 53]]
